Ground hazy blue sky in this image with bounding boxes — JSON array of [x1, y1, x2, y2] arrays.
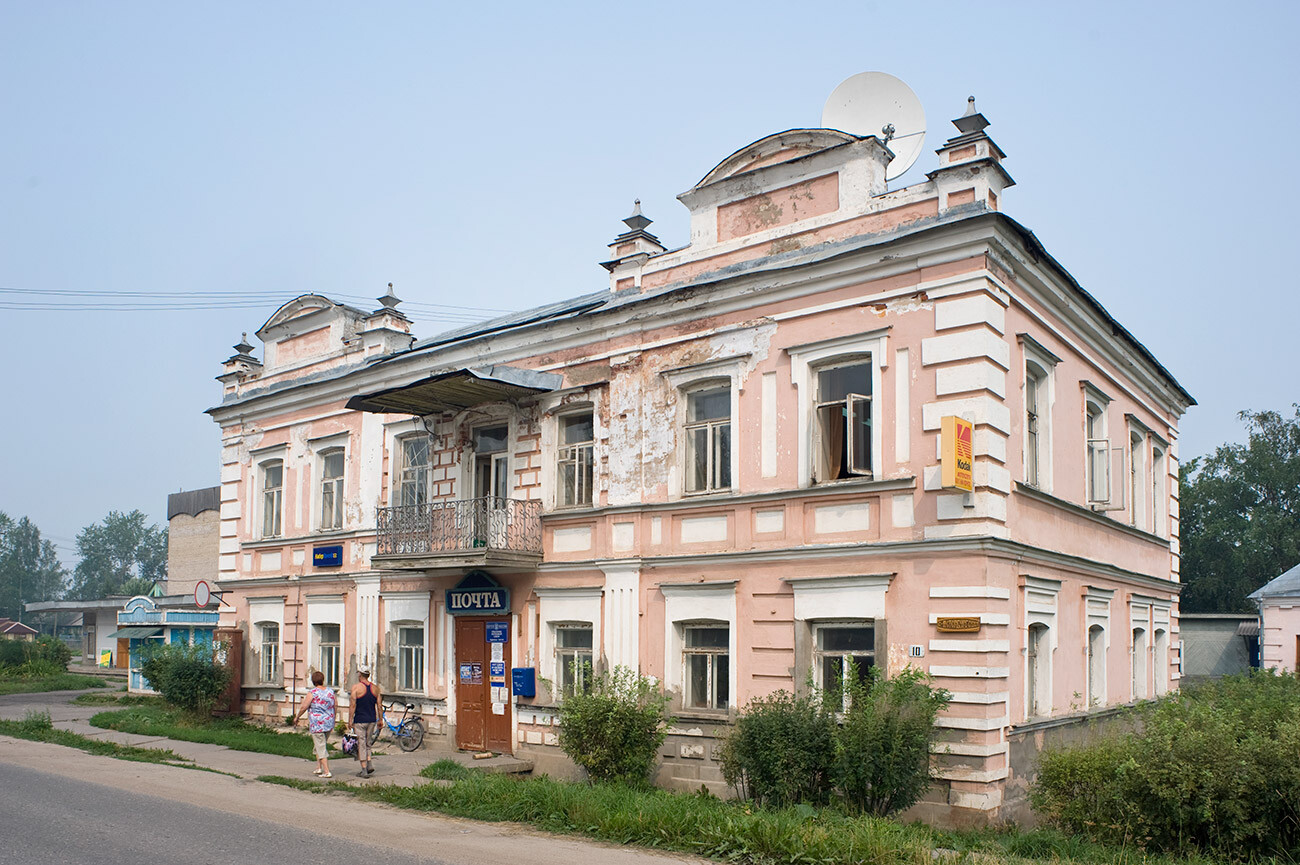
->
[[2, 2, 1296, 567]]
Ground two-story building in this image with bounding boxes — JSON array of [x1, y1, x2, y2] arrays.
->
[[207, 97, 1193, 823]]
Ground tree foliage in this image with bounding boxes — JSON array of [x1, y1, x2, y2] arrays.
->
[[138, 642, 230, 715], [69, 510, 167, 599], [1180, 406, 1300, 612], [557, 666, 671, 784], [0, 511, 67, 621]]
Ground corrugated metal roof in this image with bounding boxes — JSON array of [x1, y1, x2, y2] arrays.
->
[[106, 627, 163, 639], [1236, 620, 1261, 637], [346, 365, 563, 416], [167, 486, 220, 520]]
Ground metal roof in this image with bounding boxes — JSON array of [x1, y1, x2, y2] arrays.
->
[[1249, 561, 1300, 601], [345, 365, 563, 416], [167, 486, 220, 520], [106, 626, 163, 639]]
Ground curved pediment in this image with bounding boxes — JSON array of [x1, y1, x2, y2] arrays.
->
[[257, 294, 342, 337], [694, 129, 859, 190]]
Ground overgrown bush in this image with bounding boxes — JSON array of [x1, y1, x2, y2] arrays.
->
[[1032, 670, 1300, 859], [0, 635, 72, 672], [558, 665, 671, 784], [717, 689, 836, 807], [835, 666, 951, 816], [138, 642, 231, 715]]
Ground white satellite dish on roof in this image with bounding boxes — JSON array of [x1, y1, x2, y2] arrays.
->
[[821, 72, 926, 182]]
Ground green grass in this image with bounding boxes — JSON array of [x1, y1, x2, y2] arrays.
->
[[72, 692, 159, 706], [90, 704, 326, 760], [0, 672, 109, 696], [0, 710, 193, 766], [257, 770, 1246, 865]]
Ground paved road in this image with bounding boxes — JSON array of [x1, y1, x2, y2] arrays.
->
[[0, 734, 704, 865]]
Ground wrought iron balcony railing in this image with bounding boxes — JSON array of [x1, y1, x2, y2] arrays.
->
[[375, 497, 542, 558]]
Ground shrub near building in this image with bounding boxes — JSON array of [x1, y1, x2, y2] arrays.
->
[[1032, 671, 1300, 859], [137, 643, 230, 716]]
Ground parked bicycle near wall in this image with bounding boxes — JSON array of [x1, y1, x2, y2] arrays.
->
[[366, 701, 427, 751]]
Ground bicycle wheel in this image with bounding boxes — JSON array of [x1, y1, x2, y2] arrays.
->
[[367, 724, 381, 746], [397, 718, 425, 752]]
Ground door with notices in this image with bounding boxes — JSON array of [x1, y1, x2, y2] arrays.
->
[[453, 616, 512, 753]]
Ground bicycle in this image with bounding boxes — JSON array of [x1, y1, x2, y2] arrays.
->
[[365, 701, 426, 752]]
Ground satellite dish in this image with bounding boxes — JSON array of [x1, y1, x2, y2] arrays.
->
[[822, 72, 926, 182]]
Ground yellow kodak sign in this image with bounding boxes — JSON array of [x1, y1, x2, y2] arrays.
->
[[941, 416, 974, 491]]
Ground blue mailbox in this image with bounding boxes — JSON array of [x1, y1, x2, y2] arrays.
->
[[511, 667, 536, 698]]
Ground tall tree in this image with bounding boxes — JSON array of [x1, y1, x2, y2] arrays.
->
[[69, 510, 168, 599], [1180, 406, 1300, 612], [0, 511, 68, 620]]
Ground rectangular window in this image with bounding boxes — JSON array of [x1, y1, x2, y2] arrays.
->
[[262, 461, 283, 538], [398, 436, 430, 508], [320, 449, 344, 530], [1027, 623, 1050, 717], [557, 413, 594, 508], [1087, 625, 1105, 707], [473, 425, 510, 500], [398, 626, 425, 692], [683, 625, 729, 711], [1024, 364, 1047, 487], [555, 624, 594, 695], [316, 624, 341, 688], [815, 623, 874, 707], [259, 623, 280, 683], [685, 387, 731, 493], [814, 362, 871, 482], [1085, 402, 1110, 505], [1151, 446, 1165, 535]]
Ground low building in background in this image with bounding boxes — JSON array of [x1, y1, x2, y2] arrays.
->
[[1250, 562, 1300, 672], [165, 486, 220, 598], [114, 595, 220, 693], [205, 94, 1194, 824], [0, 619, 38, 641]]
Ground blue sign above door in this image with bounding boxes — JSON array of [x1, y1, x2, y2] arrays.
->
[[446, 570, 510, 616], [485, 621, 509, 643]]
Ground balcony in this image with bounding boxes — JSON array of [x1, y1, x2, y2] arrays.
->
[[373, 497, 543, 572]]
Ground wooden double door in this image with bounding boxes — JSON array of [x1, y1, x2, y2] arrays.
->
[[454, 617, 512, 754]]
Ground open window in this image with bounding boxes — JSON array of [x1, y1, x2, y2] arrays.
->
[[1085, 399, 1110, 506], [813, 362, 872, 482], [554, 623, 594, 695]]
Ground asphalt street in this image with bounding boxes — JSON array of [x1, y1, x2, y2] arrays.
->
[[0, 761, 442, 865]]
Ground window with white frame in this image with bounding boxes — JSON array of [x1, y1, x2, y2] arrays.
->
[[319, 449, 344, 530], [814, 621, 874, 706], [261, 461, 283, 538], [554, 624, 594, 695], [257, 622, 280, 684], [685, 386, 732, 493], [682, 623, 729, 711], [1086, 624, 1105, 707], [1027, 623, 1051, 717], [472, 425, 510, 500], [557, 412, 594, 507], [1024, 362, 1048, 488], [316, 623, 341, 688], [813, 361, 872, 482], [1085, 399, 1110, 506], [1129, 430, 1146, 530], [397, 435, 430, 508], [398, 625, 424, 692]]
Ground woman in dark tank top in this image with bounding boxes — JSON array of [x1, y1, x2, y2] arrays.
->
[[349, 668, 381, 776]]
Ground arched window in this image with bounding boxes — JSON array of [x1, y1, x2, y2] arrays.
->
[[1132, 627, 1148, 700], [1024, 362, 1048, 488], [1087, 625, 1106, 707], [1153, 628, 1168, 696], [261, 460, 283, 539], [319, 449, 345, 530]]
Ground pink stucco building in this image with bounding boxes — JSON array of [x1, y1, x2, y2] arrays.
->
[[208, 98, 1194, 823]]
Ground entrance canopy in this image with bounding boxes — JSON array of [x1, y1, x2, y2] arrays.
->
[[107, 627, 163, 639], [346, 365, 562, 416]]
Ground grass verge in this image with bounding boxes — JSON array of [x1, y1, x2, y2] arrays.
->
[[258, 770, 1242, 865], [0, 673, 109, 696], [72, 693, 159, 707], [0, 710, 193, 767], [91, 704, 322, 760]]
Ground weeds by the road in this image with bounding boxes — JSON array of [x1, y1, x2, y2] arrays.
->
[[0, 673, 109, 696], [259, 770, 1237, 865], [91, 703, 325, 760], [0, 710, 193, 767]]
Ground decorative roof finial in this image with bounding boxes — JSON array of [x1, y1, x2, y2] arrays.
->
[[952, 96, 990, 135], [234, 332, 254, 356], [378, 282, 401, 311], [623, 199, 653, 232]]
